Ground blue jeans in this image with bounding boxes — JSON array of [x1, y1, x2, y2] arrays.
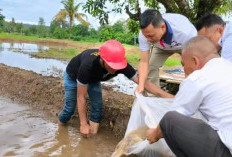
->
[[59, 72, 103, 123]]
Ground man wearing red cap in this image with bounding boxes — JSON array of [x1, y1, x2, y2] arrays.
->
[[58, 40, 173, 137]]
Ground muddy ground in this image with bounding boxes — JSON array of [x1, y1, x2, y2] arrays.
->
[[0, 37, 141, 138], [0, 64, 135, 138]]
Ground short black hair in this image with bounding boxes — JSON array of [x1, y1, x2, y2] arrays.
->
[[196, 13, 225, 31], [140, 9, 163, 29]]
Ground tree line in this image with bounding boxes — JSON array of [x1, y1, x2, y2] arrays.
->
[[0, 0, 231, 45], [0, 15, 136, 45]]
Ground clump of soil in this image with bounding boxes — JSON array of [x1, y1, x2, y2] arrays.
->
[[0, 64, 135, 138]]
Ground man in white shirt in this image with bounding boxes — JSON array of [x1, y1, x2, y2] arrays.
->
[[146, 36, 232, 157], [197, 13, 232, 62], [136, 9, 197, 93]]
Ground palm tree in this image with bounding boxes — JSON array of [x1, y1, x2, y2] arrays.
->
[[54, 0, 89, 39]]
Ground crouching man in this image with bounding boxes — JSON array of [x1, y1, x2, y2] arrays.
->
[[59, 40, 173, 137], [146, 36, 232, 157]]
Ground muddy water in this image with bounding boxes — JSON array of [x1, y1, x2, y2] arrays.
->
[[0, 96, 119, 157], [0, 42, 137, 95]]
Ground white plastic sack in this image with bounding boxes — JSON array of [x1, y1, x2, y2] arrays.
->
[[112, 93, 206, 157], [112, 93, 175, 157], [127, 93, 175, 157]]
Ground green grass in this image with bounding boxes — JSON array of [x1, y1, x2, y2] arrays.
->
[[32, 48, 79, 60], [0, 32, 43, 40], [126, 55, 181, 67], [123, 43, 139, 48], [164, 59, 181, 66], [126, 53, 140, 66]]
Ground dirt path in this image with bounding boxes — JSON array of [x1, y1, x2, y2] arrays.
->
[[0, 64, 135, 138]]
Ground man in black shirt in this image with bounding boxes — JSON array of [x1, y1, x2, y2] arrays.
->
[[59, 40, 173, 137]]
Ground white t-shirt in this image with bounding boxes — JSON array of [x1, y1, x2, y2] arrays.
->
[[139, 13, 197, 51], [171, 58, 232, 154], [219, 22, 232, 62]]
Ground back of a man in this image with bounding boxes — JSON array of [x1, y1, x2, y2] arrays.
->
[[183, 58, 232, 126]]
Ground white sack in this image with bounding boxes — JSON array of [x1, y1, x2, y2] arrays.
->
[[124, 93, 175, 157]]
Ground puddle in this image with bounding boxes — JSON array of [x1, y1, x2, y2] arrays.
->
[[0, 96, 119, 157], [0, 42, 49, 53], [0, 49, 67, 77]]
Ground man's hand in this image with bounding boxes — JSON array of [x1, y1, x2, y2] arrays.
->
[[80, 123, 90, 137], [135, 84, 144, 93], [146, 125, 163, 144], [146, 128, 158, 144]]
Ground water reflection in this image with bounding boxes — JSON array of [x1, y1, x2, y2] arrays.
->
[[0, 42, 49, 53], [0, 49, 67, 77], [0, 96, 118, 157]]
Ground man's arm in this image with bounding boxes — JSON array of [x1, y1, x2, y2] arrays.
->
[[77, 84, 90, 136], [146, 125, 163, 144], [144, 81, 174, 98], [136, 50, 150, 93], [133, 76, 174, 98]]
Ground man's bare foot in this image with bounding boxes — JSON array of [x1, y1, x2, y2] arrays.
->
[[89, 120, 99, 134]]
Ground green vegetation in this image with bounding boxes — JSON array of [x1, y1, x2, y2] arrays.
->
[[32, 48, 79, 60], [0, 32, 42, 40], [126, 53, 140, 66], [54, 0, 89, 39], [84, 0, 232, 26], [0, 7, 136, 45]]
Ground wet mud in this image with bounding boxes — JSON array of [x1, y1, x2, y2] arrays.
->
[[0, 64, 135, 138]]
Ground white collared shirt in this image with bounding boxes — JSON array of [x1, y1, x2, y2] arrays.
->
[[220, 22, 232, 62], [139, 13, 197, 51], [171, 58, 232, 154]]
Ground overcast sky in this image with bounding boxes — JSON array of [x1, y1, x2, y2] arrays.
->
[[0, 0, 132, 29]]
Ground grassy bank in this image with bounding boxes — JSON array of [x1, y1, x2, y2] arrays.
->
[[34, 48, 141, 66], [0, 32, 181, 67], [32, 48, 79, 60]]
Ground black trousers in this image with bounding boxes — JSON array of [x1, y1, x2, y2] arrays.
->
[[159, 111, 231, 157]]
